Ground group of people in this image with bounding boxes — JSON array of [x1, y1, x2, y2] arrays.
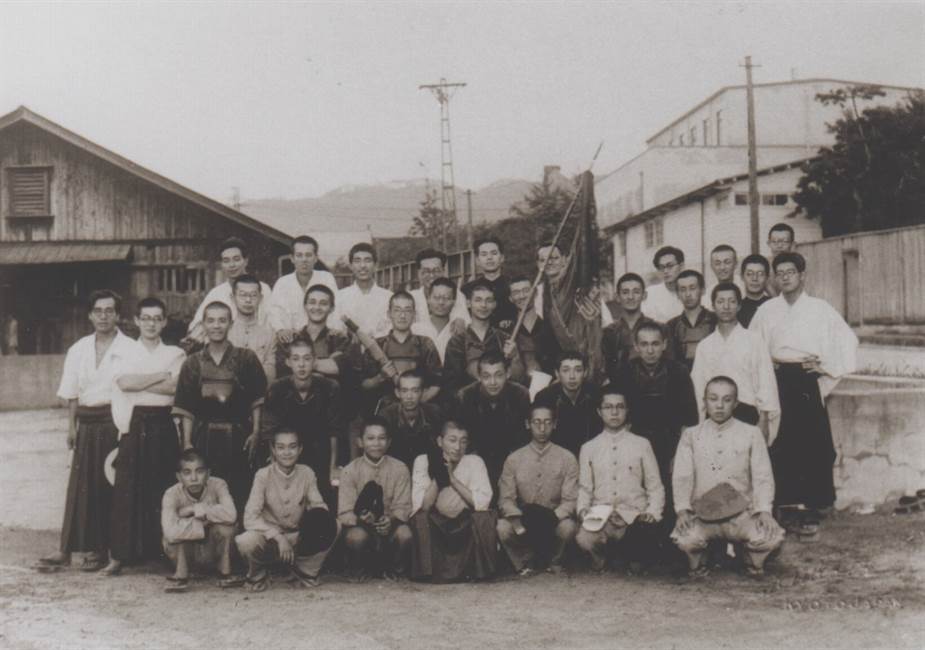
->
[[34, 223, 858, 591]]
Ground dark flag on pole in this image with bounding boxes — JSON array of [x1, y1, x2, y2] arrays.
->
[[542, 170, 604, 382]]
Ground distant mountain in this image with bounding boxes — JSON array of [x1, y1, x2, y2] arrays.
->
[[241, 177, 535, 239]]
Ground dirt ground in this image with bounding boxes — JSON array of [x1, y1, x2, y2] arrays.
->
[[0, 410, 923, 649]]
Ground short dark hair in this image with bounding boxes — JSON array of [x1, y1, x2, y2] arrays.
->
[[740, 253, 770, 276], [474, 236, 504, 255], [270, 429, 302, 445], [286, 333, 315, 356], [219, 237, 248, 259], [203, 301, 232, 319], [772, 251, 806, 273], [177, 448, 208, 471], [634, 321, 665, 342], [362, 415, 391, 439], [653, 246, 684, 268], [464, 278, 495, 300], [87, 289, 122, 314], [303, 283, 335, 306], [292, 235, 319, 254], [232, 273, 262, 293], [429, 277, 457, 296], [768, 223, 795, 240], [349, 242, 377, 263], [676, 269, 705, 288], [529, 402, 556, 419], [415, 248, 447, 266], [536, 241, 564, 259], [508, 274, 532, 286], [710, 244, 737, 258], [390, 291, 415, 310], [616, 272, 645, 292], [477, 351, 508, 373], [439, 419, 468, 438], [556, 350, 586, 369], [711, 282, 742, 304], [599, 386, 628, 407], [705, 375, 739, 399], [136, 296, 166, 317], [397, 368, 425, 386]]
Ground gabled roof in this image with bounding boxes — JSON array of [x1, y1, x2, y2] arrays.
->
[[603, 157, 816, 235], [645, 78, 921, 145], [0, 106, 291, 245]]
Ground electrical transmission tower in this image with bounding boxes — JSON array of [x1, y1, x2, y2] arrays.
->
[[419, 78, 466, 251]]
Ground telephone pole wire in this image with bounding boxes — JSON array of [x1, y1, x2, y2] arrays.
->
[[420, 78, 466, 252], [741, 55, 762, 254]]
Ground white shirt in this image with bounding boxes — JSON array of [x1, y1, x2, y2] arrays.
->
[[750, 291, 858, 398], [268, 270, 341, 332], [188, 280, 273, 334], [691, 323, 780, 440], [411, 453, 492, 516], [110, 339, 186, 435], [672, 417, 776, 515], [577, 428, 665, 523], [411, 287, 470, 325], [337, 283, 393, 339], [640, 282, 683, 324], [57, 330, 136, 407], [411, 318, 454, 363]]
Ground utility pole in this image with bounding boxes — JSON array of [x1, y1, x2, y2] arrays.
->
[[741, 56, 761, 254], [466, 189, 474, 279], [419, 78, 466, 252]]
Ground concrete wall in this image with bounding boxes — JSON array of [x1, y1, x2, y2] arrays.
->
[[829, 376, 925, 509], [0, 355, 64, 410]]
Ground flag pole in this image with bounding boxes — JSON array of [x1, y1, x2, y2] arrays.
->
[[509, 142, 604, 342]]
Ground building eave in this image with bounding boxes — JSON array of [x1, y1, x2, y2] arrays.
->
[[0, 106, 292, 246]]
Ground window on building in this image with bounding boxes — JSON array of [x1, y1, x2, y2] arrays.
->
[[156, 267, 207, 294], [7, 167, 52, 216], [618, 232, 627, 256], [735, 192, 749, 206], [703, 118, 711, 146], [716, 193, 729, 209], [644, 219, 664, 249], [689, 126, 696, 146], [761, 193, 790, 206], [716, 110, 722, 145], [679, 133, 685, 146]]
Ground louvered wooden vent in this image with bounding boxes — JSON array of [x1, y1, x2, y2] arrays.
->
[[8, 167, 51, 216]]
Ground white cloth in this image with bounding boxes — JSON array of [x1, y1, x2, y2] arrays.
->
[[534, 283, 614, 326], [690, 323, 780, 442], [188, 280, 273, 334], [749, 291, 858, 398], [336, 283, 393, 339], [672, 417, 776, 515], [57, 330, 136, 407], [411, 318, 454, 363], [110, 339, 186, 435], [268, 271, 341, 332], [411, 453, 492, 516], [410, 287, 470, 325], [577, 429, 665, 524], [640, 282, 683, 324]]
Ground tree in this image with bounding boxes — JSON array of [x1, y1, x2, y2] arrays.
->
[[409, 184, 460, 249], [794, 87, 925, 236], [509, 176, 577, 250]]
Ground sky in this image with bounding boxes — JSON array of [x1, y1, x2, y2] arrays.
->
[[1, 1, 922, 204]]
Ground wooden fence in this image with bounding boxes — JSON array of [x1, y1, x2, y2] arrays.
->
[[797, 224, 925, 326]]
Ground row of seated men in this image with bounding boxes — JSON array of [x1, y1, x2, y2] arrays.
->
[[36, 224, 856, 590], [158, 373, 782, 592]]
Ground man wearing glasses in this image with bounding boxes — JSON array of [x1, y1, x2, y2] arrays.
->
[[496, 403, 578, 576], [640, 246, 688, 324], [105, 297, 187, 575], [37, 290, 136, 573], [737, 254, 772, 328], [228, 274, 277, 383], [750, 252, 857, 536], [409, 248, 470, 326]]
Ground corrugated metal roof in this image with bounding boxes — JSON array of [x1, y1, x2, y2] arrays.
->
[[0, 242, 132, 265]]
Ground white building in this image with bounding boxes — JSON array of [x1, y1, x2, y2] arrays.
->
[[596, 78, 918, 281]]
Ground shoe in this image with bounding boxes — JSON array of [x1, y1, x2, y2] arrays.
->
[[246, 576, 269, 593], [545, 564, 564, 575], [382, 570, 405, 583], [517, 567, 535, 578], [99, 561, 122, 577], [688, 566, 710, 579], [79, 555, 104, 572], [164, 579, 189, 593], [217, 575, 245, 589], [38, 553, 70, 566], [33, 563, 63, 574], [292, 571, 319, 589]]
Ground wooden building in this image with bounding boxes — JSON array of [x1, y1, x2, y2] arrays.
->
[[0, 106, 291, 355]]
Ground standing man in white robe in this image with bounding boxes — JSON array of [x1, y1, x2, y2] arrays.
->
[[337, 242, 392, 339], [269, 235, 340, 343]]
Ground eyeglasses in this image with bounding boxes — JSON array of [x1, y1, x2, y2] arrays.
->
[[775, 269, 799, 279], [138, 316, 165, 323], [419, 268, 443, 276], [744, 270, 767, 279], [91, 308, 117, 316]]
